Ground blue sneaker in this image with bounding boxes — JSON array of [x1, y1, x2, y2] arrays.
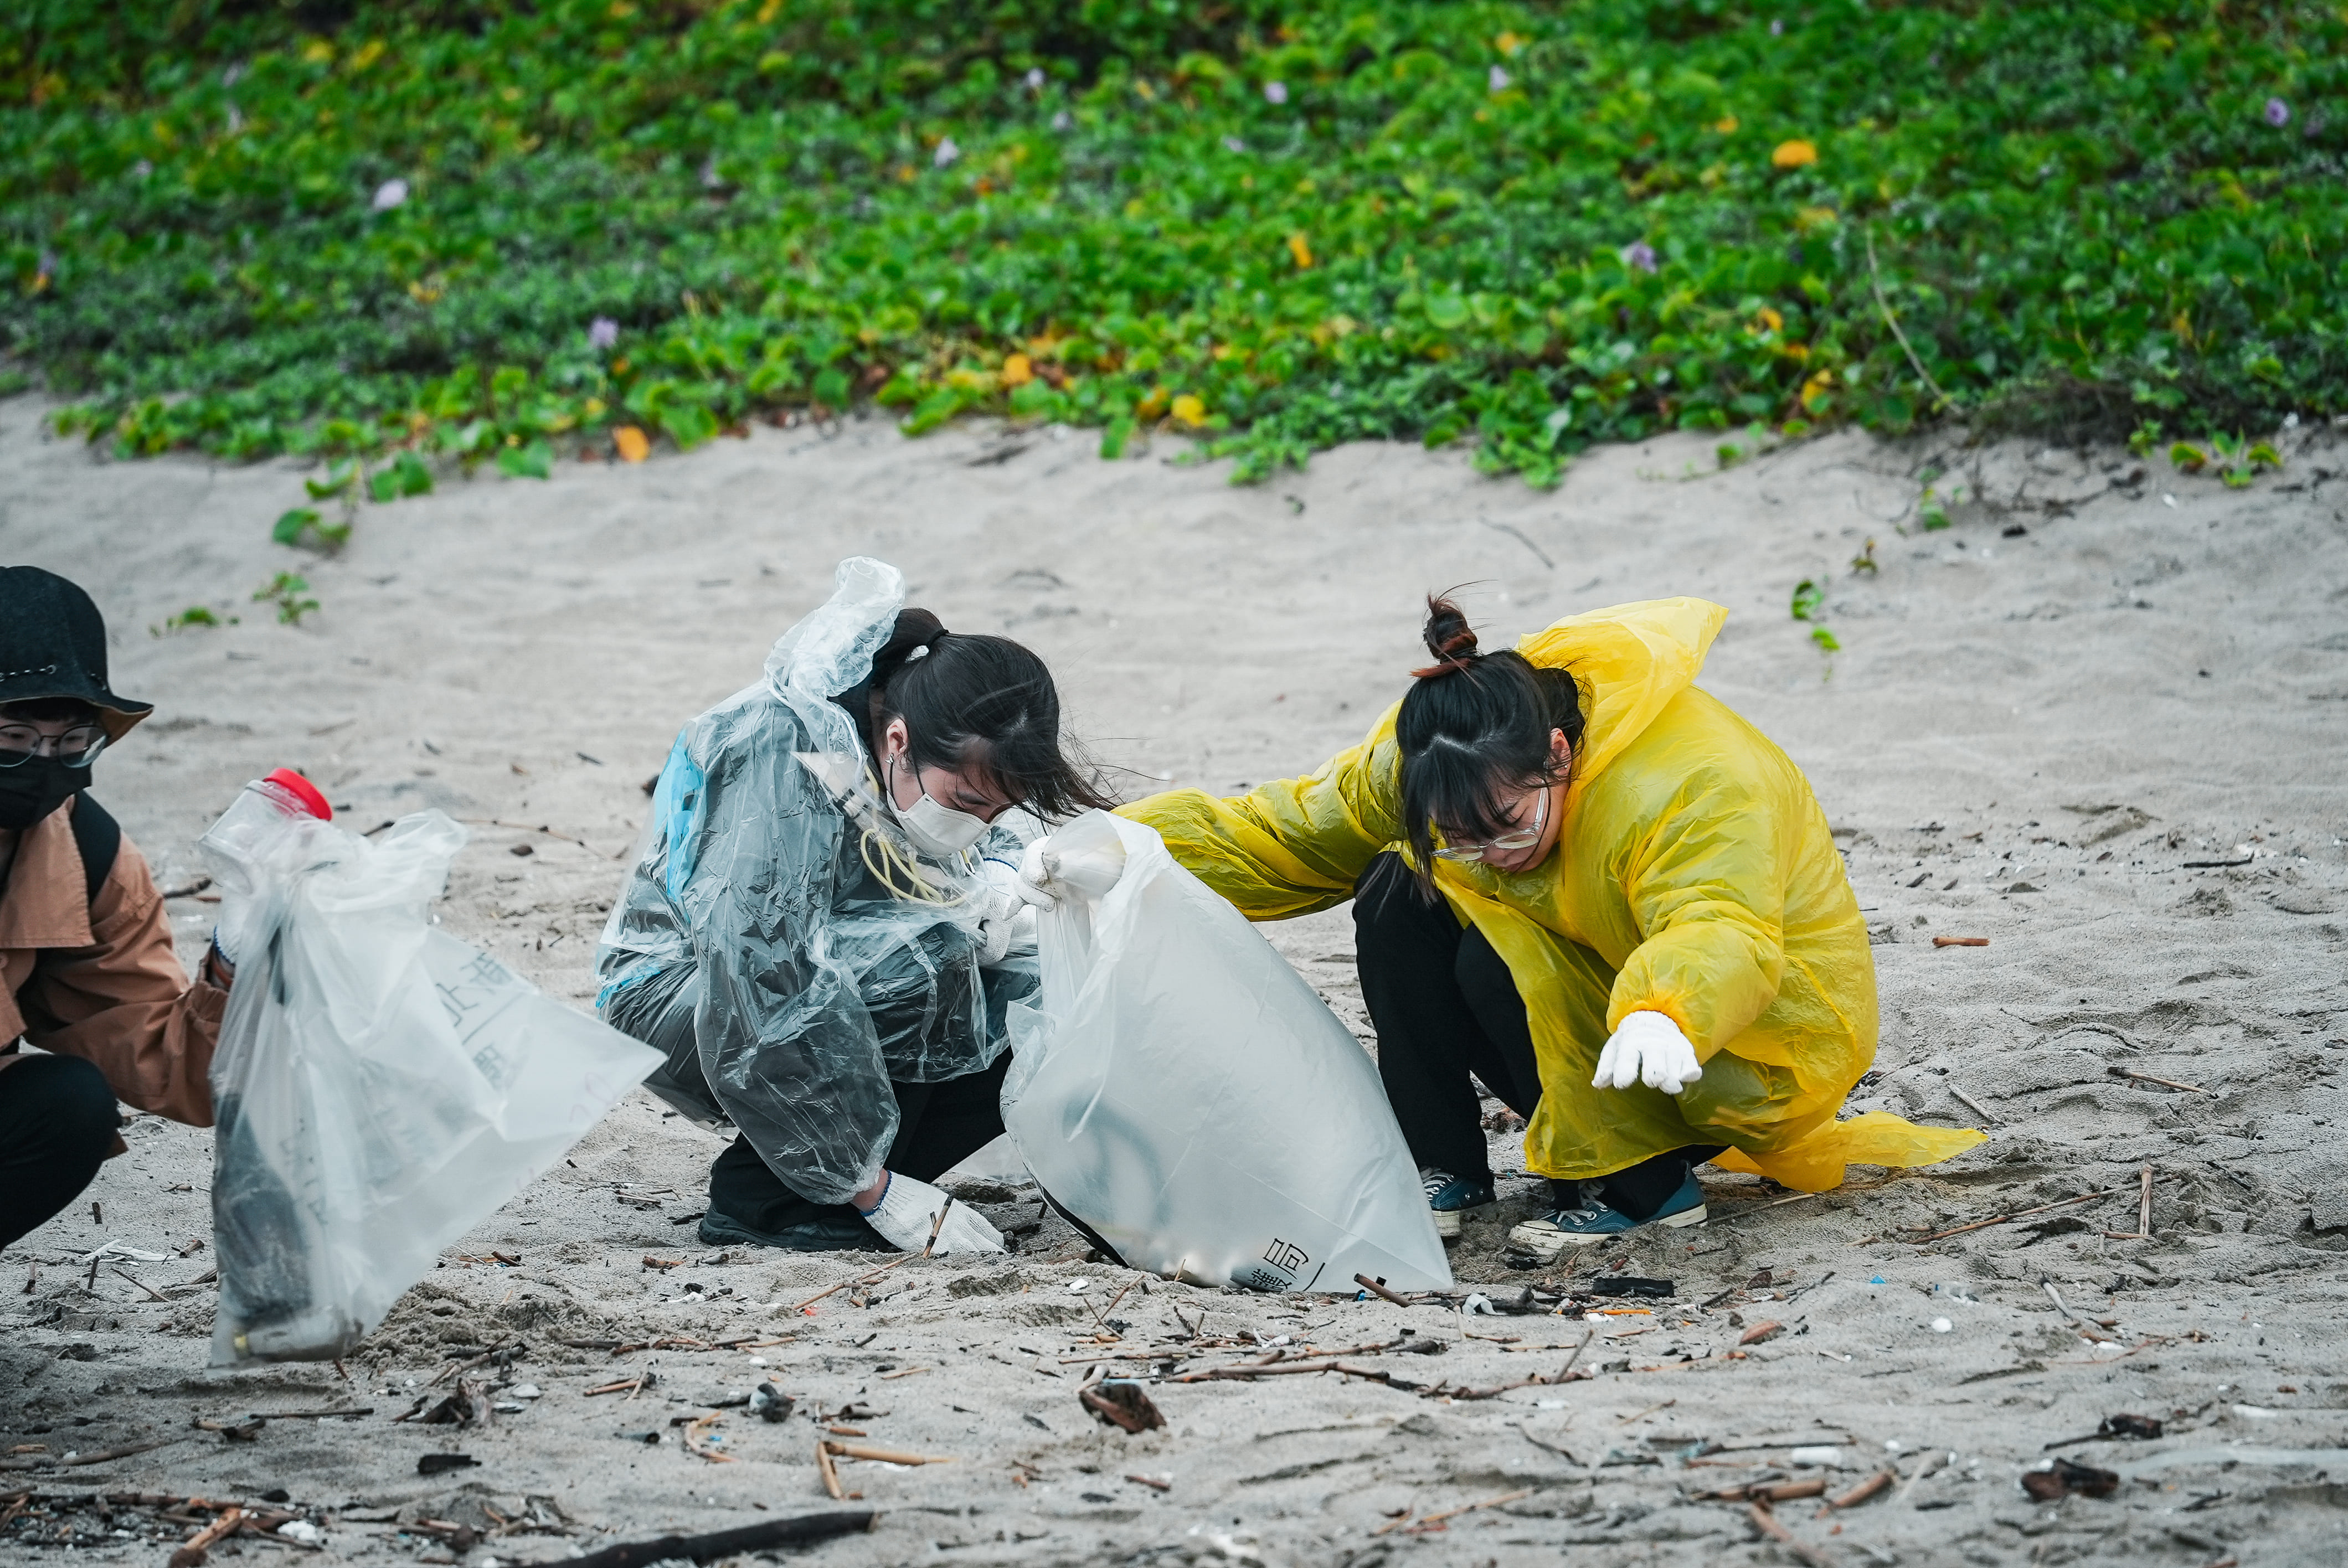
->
[[1505, 1169, 1707, 1261], [1420, 1168, 1497, 1241]]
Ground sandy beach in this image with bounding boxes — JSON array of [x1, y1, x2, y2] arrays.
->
[[3, 395, 2346, 1567]]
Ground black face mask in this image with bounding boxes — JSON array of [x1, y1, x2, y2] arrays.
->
[[0, 756, 89, 832]]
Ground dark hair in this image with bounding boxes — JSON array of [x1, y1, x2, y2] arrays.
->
[[865, 608, 1114, 821], [1396, 594, 1585, 881], [0, 698, 101, 724]]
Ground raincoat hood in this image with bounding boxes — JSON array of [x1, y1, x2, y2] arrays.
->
[[1514, 596, 1728, 811]]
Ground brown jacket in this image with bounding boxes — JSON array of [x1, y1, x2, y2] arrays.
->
[[0, 795, 225, 1128]]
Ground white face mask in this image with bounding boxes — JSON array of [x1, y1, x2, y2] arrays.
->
[[887, 753, 990, 857]]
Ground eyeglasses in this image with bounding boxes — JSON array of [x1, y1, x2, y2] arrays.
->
[[0, 724, 109, 770], [1431, 786, 1548, 862]]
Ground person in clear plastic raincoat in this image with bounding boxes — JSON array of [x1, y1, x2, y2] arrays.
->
[[1109, 594, 1984, 1262], [596, 558, 1111, 1254]]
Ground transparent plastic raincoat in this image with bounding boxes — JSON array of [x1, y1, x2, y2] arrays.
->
[[1122, 599, 1985, 1193], [595, 559, 1034, 1206]]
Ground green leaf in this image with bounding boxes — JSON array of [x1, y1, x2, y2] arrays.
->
[[811, 367, 851, 408], [2167, 442, 2208, 473], [272, 508, 321, 545], [1099, 416, 1135, 460], [1790, 579, 1824, 622], [660, 404, 718, 451], [1810, 626, 1841, 653], [497, 438, 554, 479]]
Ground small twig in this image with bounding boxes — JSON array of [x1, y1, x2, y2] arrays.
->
[[1826, 1468, 1897, 1509], [1948, 1085, 2001, 1126], [111, 1266, 170, 1302], [1125, 1472, 1171, 1492], [1352, 1273, 1412, 1307], [169, 1505, 244, 1568], [786, 1250, 920, 1315], [1906, 1187, 2122, 1244], [1616, 1397, 1676, 1426], [814, 1438, 845, 1501], [824, 1440, 954, 1466], [1374, 1487, 1533, 1536], [1931, 935, 1988, 948], [2108, 1065, 2206, 1095], [1747, 1498, 1840, 1568], [1865, 228, 1953, 415]]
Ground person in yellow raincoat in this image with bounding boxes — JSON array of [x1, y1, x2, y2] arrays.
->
[[1115, 594, 1983, 1260]]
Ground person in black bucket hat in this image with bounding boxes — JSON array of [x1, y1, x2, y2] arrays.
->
[[0, 566, 238, 1249]]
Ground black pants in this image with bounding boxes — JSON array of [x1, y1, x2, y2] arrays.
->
[[708, 1051, 1013, 1235], [1352, 853, 1718, 1221], [0, 1053, 120, 1250]]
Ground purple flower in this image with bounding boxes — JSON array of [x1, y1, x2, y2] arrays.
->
[[1024, 67, 1045, 91], [1621, 240, 1659, 274], [933, 136, 960, 168], [1770, 18, 1784, 35], [589, 317, 619, 350], [371, 178, 409, 212], [1489, 65, 1511, 92], [1223, 135, 1246, 153], [1263, 80, 1288, 105], [2265, 96, 2290, 127], [130, 158, 152, 179], [1051, 109, 1072, 132]]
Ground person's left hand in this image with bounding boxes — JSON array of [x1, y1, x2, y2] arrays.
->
[[974, 854, 1036, 964], [1591, 1011, 1704, 1096]]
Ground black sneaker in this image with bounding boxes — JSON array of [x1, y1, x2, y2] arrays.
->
[[698, 1209, 882, 1252], [1420, 1167, 1498, 1241]]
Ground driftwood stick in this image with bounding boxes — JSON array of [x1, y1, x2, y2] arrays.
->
[[1907, 1187, 2122, 1244], [559, 1510, 876, 1568]]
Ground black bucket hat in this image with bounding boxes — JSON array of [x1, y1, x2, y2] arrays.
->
[[0, 566, 153, 741]]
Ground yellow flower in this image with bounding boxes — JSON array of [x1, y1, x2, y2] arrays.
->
[[1494, 30, 1526, 55], [1754, 307, 1783, 333], [302, 39, 334, 64], [1170, 394, 1206, 427], [1000, 353, 1034, 388], [1136, 386, 1170, 421], [1794, 205, 1840, 231], [614, 426, 650, 463], [1772, 139, 1818, 169], [1713, 115, 1738, 133], [1286, 233, 1314, 269]]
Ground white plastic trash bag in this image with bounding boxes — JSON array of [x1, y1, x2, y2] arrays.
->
[[201, 798, 658, 1364], [1002, 810, 1450, 1293]]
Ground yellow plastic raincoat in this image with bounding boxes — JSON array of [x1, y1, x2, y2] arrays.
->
[[1121, 598, 1984, 1192]]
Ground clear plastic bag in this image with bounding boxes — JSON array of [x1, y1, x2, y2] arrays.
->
[[1002, 811, 1451, 1293], [202, 803, 658, 1364]]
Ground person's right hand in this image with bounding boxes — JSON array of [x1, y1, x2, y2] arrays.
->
[[855, 1170, 1006, 1255], [1014, 833, 1129, 910], [1591, 1011, 1704, 1096]]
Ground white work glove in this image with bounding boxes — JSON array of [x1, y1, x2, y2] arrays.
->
[[1015, 833, 1129, 910], [973, 855, 1036, 965], [857, 1172, 1006, 1256], [1591, 1011, 1705, 1096]]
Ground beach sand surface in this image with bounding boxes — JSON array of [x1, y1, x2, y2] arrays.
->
[[4, 398, 2346, 1565]]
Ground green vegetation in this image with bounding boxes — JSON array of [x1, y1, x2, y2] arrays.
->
[[5, 1, 2341, 492]]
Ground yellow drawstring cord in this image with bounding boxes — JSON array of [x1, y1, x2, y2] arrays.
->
[[857, 824, 973, 907]]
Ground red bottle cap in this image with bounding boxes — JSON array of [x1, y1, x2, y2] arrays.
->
[[264, 768, 333, 821]]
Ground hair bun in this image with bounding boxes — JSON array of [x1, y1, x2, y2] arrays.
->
[[872, 607, 949, 687], [1412, 593, 1480, 678]]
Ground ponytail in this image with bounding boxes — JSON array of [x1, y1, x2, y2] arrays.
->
[[1394, 592, 1584, 885]]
